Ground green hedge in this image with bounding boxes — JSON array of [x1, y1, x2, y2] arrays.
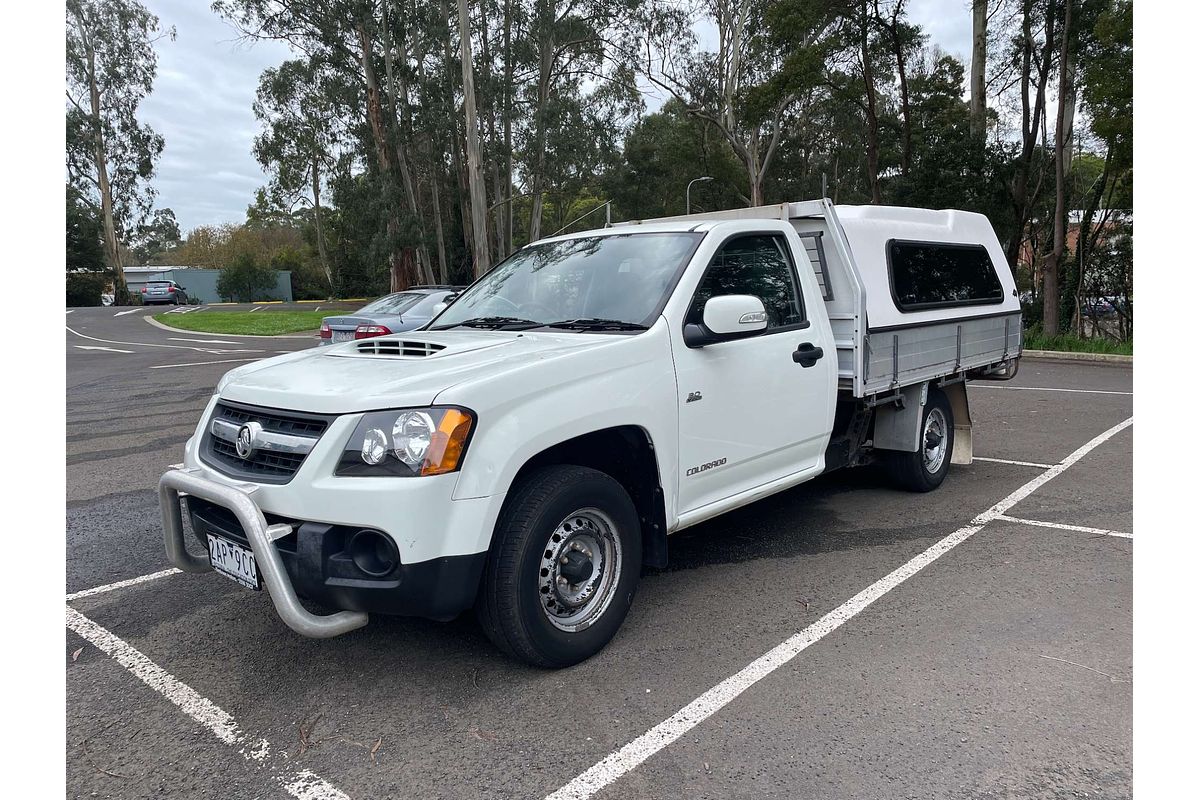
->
[[66, 272, 107, 307]]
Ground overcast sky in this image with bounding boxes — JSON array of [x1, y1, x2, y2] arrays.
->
[[139, 0, 972, 234]]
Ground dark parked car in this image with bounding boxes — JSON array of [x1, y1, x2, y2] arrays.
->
[[318, 286, 464, 345], [142, 280, 189, 305]]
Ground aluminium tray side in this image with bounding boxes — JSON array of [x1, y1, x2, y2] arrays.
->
[[861, 312, 1022, 394]]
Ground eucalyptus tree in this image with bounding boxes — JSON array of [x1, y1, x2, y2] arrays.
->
[[253, 58, 346, 289], [65, 0, 173, 301], [519, 0, 645, 241], [217, 0, 429, 291], [641, 0, 844, 208]]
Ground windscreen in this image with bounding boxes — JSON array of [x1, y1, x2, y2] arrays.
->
[[432, 233, 701, 329], [358, 292, 426, 316]]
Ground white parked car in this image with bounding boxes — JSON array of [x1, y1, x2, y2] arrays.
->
[[160, 200, 1022, 667]]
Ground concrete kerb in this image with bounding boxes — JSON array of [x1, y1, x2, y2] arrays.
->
[[1022, 349, 1132, 364], [144, 314, 318, 340]]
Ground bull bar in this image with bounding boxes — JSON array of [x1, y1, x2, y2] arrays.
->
[[158, 467, 369, 638]]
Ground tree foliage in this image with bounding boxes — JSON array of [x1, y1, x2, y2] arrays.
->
[[66, 0, 173, 300], [217, 254, 281, 302], [63, 0, 1131, 340]]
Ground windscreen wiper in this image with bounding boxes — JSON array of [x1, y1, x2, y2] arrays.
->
[[431, 316, 542, 330], [546, 318, 650, 332]]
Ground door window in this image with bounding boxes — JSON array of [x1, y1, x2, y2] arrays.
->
[[687, 234, 806, 330]]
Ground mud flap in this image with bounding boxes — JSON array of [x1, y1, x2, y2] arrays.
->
[[943, 382, 973, 465]]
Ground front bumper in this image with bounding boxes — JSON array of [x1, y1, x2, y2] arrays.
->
[[159, 467, 488, 637]]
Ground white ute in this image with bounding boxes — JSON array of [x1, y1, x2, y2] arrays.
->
[[160, 199, 1022, 667]]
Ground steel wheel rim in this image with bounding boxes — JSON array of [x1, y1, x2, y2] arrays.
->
[[923, 407, 948, 474], [538, 508, 622, 632]]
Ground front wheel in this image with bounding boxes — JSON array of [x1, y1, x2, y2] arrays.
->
[[885, 387, 954, 492], [477, 465, 642, 668]]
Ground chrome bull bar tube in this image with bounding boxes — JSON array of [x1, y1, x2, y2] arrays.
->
[[158, 468, 368, 638]]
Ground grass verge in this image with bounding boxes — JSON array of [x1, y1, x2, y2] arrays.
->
[[153, 310, 326, 336], [1024, 330, 1132, 356]]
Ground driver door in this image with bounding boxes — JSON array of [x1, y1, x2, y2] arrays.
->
[[672, 232, 836, 516]]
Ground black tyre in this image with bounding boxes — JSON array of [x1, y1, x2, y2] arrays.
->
[[885, 388, 954, 493], [477, 465, 642, 668]]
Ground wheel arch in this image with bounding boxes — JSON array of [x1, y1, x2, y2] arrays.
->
[[507, 426, 669, 569]]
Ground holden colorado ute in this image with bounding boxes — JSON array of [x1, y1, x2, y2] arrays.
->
[[159, 199, 1022, 667]]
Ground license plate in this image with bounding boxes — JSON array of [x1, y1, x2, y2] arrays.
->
[[207, 534, 261, 590], [332, 330, 354, 343]]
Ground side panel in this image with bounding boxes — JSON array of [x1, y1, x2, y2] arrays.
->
[[862, 312, 1021, 394]]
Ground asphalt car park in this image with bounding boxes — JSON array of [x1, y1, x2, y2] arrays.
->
[[66, 307, 1132, 799]]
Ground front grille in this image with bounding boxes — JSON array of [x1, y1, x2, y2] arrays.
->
[[201, 401, 333, 484]]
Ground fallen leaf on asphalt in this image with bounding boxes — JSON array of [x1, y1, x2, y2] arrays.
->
[[468, 727, 498, 741], [72, 647, 84, 662], [370, 737, 382, 762]]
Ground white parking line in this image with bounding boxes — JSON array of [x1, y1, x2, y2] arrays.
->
[[973, 385, 1132, 396], [150, 357, 263, 370], [74, 345, 134, 354], [250, 306, 264, 313], [114, 309, 142, 317], [65, 309, 75, 314], [66, 568, 181, 601], [546, 415, 1134, 800], [973, 456, 1056, 469], [66, 606, 350, 800], [68, 324, 245, 354], [168, 337, 242, 345], [995, 514, 1132, 539]]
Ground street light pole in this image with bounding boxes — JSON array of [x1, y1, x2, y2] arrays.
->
[[686, 176, 714, 215]]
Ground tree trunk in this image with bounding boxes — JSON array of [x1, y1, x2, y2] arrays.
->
[[426, 135, 449, 283], [82, 25, 128, 301], [1041, 0, 1072, 337], [311, 158, 333, 291], [380, 3, 434, 285], [860, 4, 883, 204], [527, 9, 554, 242], [1072, 150, 1112, 335], [357, 20, 416, 292], [458, 0, 491, 276], [503, 0, 514, 254], [1004, 0, 1056, 269], [969, 0, 987, 139]]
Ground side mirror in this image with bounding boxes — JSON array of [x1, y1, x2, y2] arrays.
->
[[683, 294, 767, 348]]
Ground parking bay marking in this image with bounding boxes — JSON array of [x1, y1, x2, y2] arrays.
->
[[65, 605, 350, 800], [546, 415, 1134, 800], [67, 324, 261, 354], [74, 345, 134, 354], [150, 357, 263, 370], [973, 385, 1132, 396], [66, 568, 181, 601], [168, 337, 242, 345], [995, 514, 1132, 539], [973, 456, 1056, 469]]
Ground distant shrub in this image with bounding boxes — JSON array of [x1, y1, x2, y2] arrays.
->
[[66, 272, 107, 307], [217, 256, 278, 303]]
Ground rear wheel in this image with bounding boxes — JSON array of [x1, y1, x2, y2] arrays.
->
[[477, 465, 641, 668], [885, 388, 954, 492]]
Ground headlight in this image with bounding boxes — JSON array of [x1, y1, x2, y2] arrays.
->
[[336, 407, 475, 477]]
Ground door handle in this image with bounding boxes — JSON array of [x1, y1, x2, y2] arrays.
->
[[792, 342, 824, 367]]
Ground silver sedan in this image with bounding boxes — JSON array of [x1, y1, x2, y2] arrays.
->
[[318, 287, 462, 345]]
